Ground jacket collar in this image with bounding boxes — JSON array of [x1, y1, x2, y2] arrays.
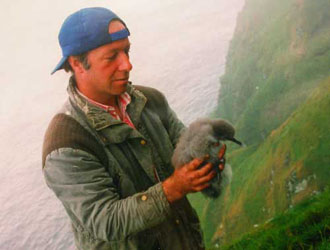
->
[[67, 77, 147, 132]]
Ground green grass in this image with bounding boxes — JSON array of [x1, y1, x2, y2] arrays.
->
[[214, 188, 330, 250], [192, 57, 330, 250], [189, 0, 330, 248], [215, 0, 330, 145]]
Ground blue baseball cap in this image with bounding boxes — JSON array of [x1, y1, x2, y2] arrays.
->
[[52, 7, 130, 74]]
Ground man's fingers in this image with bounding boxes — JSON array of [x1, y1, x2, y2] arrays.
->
[[218, 157, 226, 171], [187, 158, 204, 170], [218, 144, 227, 172], [195, 162, 213, 177], [194, 169, 216, 185], [218, 144, 227, 158], [194, 183, 210, 192]]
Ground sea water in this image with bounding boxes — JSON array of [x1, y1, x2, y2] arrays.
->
[[0, 0, 243, 249]]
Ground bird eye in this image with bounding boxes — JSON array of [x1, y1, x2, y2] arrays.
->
[[214, 142, 220, 147]]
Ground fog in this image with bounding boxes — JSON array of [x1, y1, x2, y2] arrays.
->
[[0, 0, 244, 249]]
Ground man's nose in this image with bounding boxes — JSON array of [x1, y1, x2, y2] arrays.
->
[[118, 52, 133, 72]]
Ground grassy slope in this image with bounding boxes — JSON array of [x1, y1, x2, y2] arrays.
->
[[220, 77, 329, 244], [189, 0, 330, 248], [215, 0, 330, 145], [194, 78, 330, 248], [216, 188, 330, 250]]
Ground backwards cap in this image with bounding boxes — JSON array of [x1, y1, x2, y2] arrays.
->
[[51, 7, 130, 74]]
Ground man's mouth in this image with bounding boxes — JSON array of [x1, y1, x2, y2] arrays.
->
[[113, 78, 129, 82]]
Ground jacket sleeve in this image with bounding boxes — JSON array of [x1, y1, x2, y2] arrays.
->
[[43, 148, 171, 242], [165, 100, 186, 147], [151, 88, 186, 147]]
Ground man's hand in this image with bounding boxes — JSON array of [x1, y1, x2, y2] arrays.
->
[[162, 158, 216, 203], [218, 144, 226, 171], [163, 144, 227, 203]]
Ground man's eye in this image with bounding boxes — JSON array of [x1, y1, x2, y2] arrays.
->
[[107, 54, 117, 61]]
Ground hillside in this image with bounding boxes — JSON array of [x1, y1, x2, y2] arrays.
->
[[189, 0, 330, 248], [214, 0, 330, 145], [201, 77, 330, 246], [218, 188, 330, 250]]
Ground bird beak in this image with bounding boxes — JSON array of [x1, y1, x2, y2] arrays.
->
[[229, 137, 242, 146]]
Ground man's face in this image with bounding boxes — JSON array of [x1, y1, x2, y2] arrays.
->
[[74, 20, 133, 104]]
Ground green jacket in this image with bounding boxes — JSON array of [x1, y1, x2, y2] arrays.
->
[[42, 78, 204, 250]]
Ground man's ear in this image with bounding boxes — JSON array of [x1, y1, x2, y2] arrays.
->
[[68, 56, 85, 74]]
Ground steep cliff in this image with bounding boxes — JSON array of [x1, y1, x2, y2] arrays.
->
[[215, 0, 329, 145], [189, 0, 330, 248]]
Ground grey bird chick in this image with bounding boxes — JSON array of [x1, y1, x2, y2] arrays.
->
[[172, 118, 241, 198]]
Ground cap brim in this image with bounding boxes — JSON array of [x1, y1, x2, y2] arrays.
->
[[51, 56, 68, 75]]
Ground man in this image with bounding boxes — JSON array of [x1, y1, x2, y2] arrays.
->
[[42, 7, 226, 250]]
